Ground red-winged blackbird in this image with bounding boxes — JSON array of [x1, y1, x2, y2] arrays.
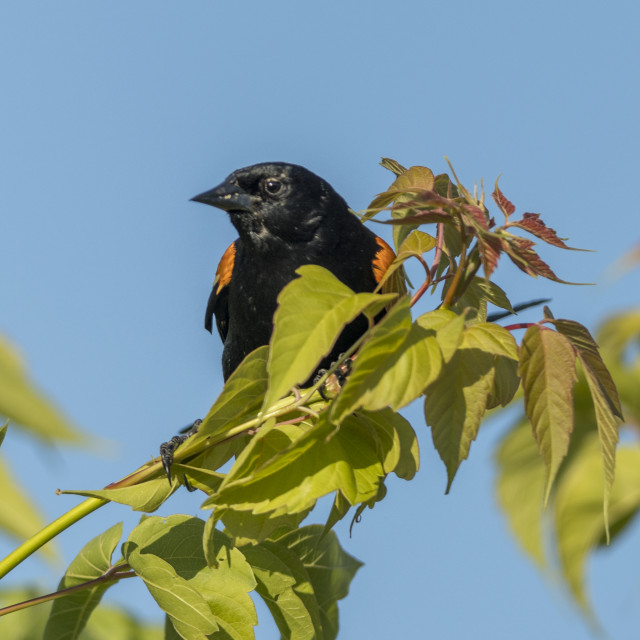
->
[[192, 162, 403, 381], [161, 162, 402, 479]]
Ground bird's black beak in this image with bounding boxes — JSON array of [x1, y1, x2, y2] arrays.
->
[[190, 181, 253, 213]]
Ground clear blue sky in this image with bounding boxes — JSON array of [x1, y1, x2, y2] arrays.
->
[[2, 1, 639, 638]]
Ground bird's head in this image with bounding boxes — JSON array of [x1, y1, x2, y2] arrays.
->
[[191, 162, 349, 248]]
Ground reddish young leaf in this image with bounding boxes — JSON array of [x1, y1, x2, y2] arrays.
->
[[383, 207, 454, 226], [477, 234, 504, 279], [460, 204, 490, 232], [509, 213, 582, 250], [504, 236, 577, 284], [492, 182, 516, 218]]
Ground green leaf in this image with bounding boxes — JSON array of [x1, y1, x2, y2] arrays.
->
[[495, 418, 546, 567], [170, 463, 225, 495], [61, 476, 179, 512], [360, 408, 419, 481], [274, 526, 362, 640], [450, 277, 515, 321], [0, 421, 7, 447], [44, 522, 123, 640], [197, 346, 269, 439], [462, 323, 519, 359], [0, 336, 86, 444], [486, 355, 520, 409], [241, 542, 319, 640], [124, 515, 257, 640], [519, 326, 577, 505], [554, 441, 640, 613], [264, 266, 396, 409], [376, 230, 436, 289], [219, 507, 310, 546], [367, 165, 437, 247], [551, 319, 623, 540], [205, 413, 391, 516], [596, 311, 640, 425], [366, 165, 435, 217], [322, 491, 352, 536], [463, 323, 520, 409], [0, 454, 57, 561], [416, 309, 465, 363], [330, 298, 442, 421], [424, 344, 496, 492], [379, 157, 407, 176]]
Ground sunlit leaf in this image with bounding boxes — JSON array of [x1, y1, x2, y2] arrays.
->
[[519, 326, 577, 505], [551, 319, 622, 539], [124, 515, 257, 640], [416, 309, 465, 363], [205, 413, 388, 516], [331, 298, 442, 421], [44, 522, 123, 640], [379, 157, 407, 176], [376, 230, 436, 290], [264, 266, 395, 409], [61, 477, 179, 512], [197, 346, 269, 439]]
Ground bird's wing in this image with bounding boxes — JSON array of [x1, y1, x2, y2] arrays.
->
[[205, 241, 236, 341], [372, 236, 407, 297]]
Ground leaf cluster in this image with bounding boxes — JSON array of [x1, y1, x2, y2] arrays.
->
[[497, 309, 640, 617], [0, 159, 624, 638]]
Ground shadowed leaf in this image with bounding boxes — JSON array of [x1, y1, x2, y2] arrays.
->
[[274, 526, 362, 640], [425, 345, 496, 492]]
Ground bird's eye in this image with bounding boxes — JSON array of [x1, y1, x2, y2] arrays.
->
[[264, 179, 283, 195]]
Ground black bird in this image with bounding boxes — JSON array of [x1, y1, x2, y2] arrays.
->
[[160, 162, 402, 480], [192, 162, 402, 381]]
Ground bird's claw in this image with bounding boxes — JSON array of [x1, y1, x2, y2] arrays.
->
[[159, 419, 202, 485], [314, 355, 353, 401]]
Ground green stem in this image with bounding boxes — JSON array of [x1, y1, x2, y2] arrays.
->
[[0, 346, 364, 582], [0, 497, 107, 580], [441, 235, 468, 309], [0, 565, 135, 616]]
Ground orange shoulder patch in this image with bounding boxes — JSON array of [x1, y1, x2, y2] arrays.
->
[[215, 242, 236, 293], [372, 236, 396, 283]]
